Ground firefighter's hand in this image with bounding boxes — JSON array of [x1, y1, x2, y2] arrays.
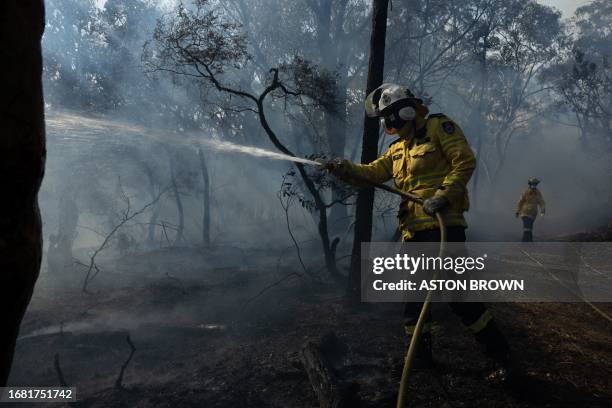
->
[[423, 196, 449, 216], [325, 158, 351, 178], [515, 212, 520, 218], [314, 158, 328, 171]]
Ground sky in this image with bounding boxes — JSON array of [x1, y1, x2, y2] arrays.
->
[[539, 0, 592, 15]]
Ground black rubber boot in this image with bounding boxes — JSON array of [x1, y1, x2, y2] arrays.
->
[[485, 356, 512, 384], [474, 321, 513, 384]]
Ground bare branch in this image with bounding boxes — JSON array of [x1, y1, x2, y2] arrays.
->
[[115, 334, 136, 390], [81, 187, 168, 292], [54, 354, 68, 387]]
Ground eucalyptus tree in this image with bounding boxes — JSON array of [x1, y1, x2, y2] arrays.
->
[[143, 0, 346, 279], [446, 0, 566, 197], [218, 0, 372, 230], [43, 0, 101, 109], [385, 0, 491, 98], [545, 0, 612, 151]]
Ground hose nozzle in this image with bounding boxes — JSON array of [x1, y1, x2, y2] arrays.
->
[[314, 158, 334, 171]]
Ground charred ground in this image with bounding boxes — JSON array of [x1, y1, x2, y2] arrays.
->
[[8, 239, 612, 408]]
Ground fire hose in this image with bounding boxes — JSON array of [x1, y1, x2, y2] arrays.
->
[[317, 163, 446, 408], [350, 177, 446, 408]]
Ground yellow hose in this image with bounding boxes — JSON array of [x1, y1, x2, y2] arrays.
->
[[396, 212, 446, 408], [329, 172, 447, 408], [342, 174, 447, 408]]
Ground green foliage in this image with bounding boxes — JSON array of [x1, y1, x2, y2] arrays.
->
[[144, 0, 250, 80], [279, 56, 340, 113], [43, 0, 159, 111], [543, 0, 612, 150]]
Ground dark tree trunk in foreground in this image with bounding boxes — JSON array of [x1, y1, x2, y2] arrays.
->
[[348, 0, 389, 301], [301, 334, 358, 408], [302, 341, 350, 408], [0, 0, 46, 385]]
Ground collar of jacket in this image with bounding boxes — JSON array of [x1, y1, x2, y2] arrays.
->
[[397, 119, 428, 142]]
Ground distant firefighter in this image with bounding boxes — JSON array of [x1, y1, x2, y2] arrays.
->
[[516, 177, 546, 242]]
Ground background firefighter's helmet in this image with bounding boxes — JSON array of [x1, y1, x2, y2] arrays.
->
[[365, 84, 427, 130], [528, 177, 540, 186]]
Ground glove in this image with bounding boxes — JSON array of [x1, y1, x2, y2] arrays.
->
[[515, 212, 519, 218], [314, 158, 328, 171], [326, 158, 352, 178], [422, 196, 449, 216]]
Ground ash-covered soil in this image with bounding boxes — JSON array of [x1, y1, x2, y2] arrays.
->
[[7, 245, 612, 407]]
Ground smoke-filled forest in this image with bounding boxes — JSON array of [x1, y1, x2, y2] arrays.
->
[[1, 0, 611, 407]]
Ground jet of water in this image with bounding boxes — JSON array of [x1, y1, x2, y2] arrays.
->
[[199, 138, 320, 166], [46, 111, 322, 166]]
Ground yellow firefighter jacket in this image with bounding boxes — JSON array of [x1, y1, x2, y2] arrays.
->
[[344, 114, 476, 240], [516, 188, 545, 219]]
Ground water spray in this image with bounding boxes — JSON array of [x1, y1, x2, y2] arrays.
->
[[199, 139, 321, 166], [47, 111, 321, 166]]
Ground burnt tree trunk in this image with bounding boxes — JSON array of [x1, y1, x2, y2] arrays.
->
[[470, 34, 489, 208], [256, 95, 341, 280], [348, 0, 389, 301], [313, 0, 350, 235], [326, 77, 349, 234], [143, 163, 160, 246], [57, 192, 78, 271], [147, 203, 160, 245], [0, 0, 46, 385], [198, 148, 211, 246], [169, 156, 184, 244]]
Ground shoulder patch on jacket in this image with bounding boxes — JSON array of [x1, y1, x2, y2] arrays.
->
[[442, 121, 455, 135]]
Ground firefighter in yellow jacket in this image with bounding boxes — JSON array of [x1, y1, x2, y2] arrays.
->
[[516, 177, 546, 242], [325, 84, 511, 382]]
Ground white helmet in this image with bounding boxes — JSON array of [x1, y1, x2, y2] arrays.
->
[[365, 83, 420, 122], [528, 177, 540, 186]]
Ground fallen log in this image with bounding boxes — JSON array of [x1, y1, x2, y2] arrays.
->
[[300, 335, 357, 408]]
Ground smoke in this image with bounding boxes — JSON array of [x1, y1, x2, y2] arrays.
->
[[18, 311, 227, 341], [39, 0, 612, 264], [466, 121, 611, 240], [41, 108, 322, 269]]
